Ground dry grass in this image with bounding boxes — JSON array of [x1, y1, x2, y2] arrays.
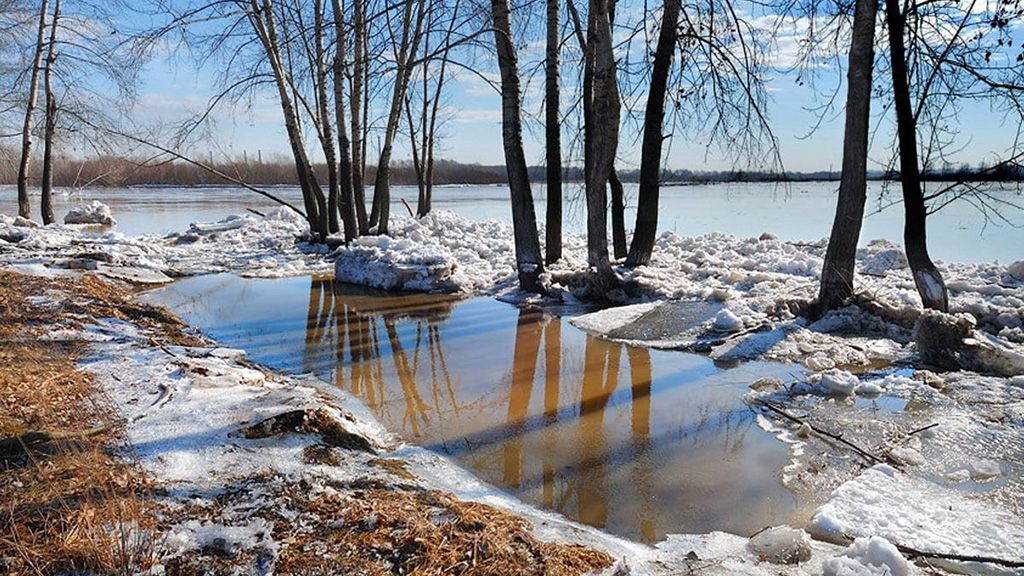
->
[[0, 270, 616, 575], [276, 489, 615, 576], [0, 270, 157, 575]]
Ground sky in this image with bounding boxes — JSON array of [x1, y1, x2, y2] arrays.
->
[[117, 1, 1024, 175]]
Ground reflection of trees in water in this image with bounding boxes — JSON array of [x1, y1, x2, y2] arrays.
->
[[303, 277, 766, 542], [500, 316, 657, 539], [302, 277, 464, 438]]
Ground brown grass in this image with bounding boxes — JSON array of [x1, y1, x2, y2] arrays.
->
[[276, 489, 615, 576], [0, 270, 157, 575]]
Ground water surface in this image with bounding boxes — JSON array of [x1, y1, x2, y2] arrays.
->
[[145, 273, 800, 543], [3, 181, 1021, 262]]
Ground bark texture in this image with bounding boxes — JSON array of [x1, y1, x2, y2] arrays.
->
[[625, 0, 680, 266], [885, 0, 949, 311], [817, 0, 878, 312], [491, 0, 545, 293], [331, 0, 359, 241], [40, 0, 61, 225], [16, 0, 50, 220], [544, 0, 562, 263], [583, 0, 619, 278]]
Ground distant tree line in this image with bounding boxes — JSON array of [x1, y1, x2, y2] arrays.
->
[[3, 151, 1021, 188]]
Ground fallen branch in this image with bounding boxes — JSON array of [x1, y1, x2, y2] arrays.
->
[[753, 398, 901, 469], [896, 543, 1024, 569]]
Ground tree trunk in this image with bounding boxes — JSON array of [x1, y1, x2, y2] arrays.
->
[[491, 0, 545, 293], [817, 0, 878, 312], [40, 0, 61, 226], [609, 167, 626, 259], [885, 0, 948, 311], [625, 0, 680, 266], [419, 0, 458, 218], [583, 0, 618, 278], [16, 0, 49, 220], [313, 0, 340, 236], [370, 0, 425, 235], [544, 0, 562, 263], [332, 0, 359, 241], [249, 0, 328, 239], [350, 0, 369, 234]]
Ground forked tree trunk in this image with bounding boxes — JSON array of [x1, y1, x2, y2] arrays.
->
[[583, 0, 618, 278], [817, 0, 878, 312], [40, 0, 61, 225], [17, 0, 49, 220], [626, 0, 680, 266], [885, 0, 948, 311], [491, 0, 545, 293], [332, 0, 359, 240], [370, 0, 425, 235], [609, 167, 626, 259], [544, 0, 562, 263]]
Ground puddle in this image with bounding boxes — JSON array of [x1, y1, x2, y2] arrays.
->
[[144, 273, 802, 543]]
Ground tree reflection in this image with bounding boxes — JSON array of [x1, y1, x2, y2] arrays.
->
[[299, 277, 780, 542]]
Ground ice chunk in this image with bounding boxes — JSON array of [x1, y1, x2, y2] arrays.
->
[[810, 465, 1024, 563], [747, 526, 812, 564], [818, 369, 860, 396], [64, 200, 116, 225], [1007, 260, 1024, 281], [822, 536, 910, 576], [969, 459, 1001, 481], [713, 308, 744, 332]]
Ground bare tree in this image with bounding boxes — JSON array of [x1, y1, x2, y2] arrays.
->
[[350, 0, 369, 233], [369, 0, 426, 234], [331, 0, 359, 240], [583, 0, 619, 280], [15, 0, 48, 220], [625, 0, 680, 266], [245, 0, 329, 239], [544, 0, 562, 263], [817, 0, 878, 312], [490, 0, 545, 293], [884, 0, 948, 311], [39, 0, 59, 225]]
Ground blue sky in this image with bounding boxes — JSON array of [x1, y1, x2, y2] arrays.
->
[[122, 4, 1023, 174]]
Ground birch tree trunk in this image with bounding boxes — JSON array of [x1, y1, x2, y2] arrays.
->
[[350, 0, 369, 233], [247, 0, 328, 239], [313, 0, 340, 235], [817, 0, 878, 312], [40, 0, 61, 225], [370, 0, 426, 235], [331, 0, 358, 241], [16, 0, 50, 220], [491, 0, 545, 293], [544, 0, 562, 263], [625, 0, 680, 266], [885, 0, 948, 311]]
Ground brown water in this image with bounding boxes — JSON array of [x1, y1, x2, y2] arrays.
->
[[145, 273, 800, 543]]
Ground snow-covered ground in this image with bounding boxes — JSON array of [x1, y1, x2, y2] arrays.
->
[[0, 206, 332, 281], [4, 207, 1024, 574], [15, 266, 939, 576]]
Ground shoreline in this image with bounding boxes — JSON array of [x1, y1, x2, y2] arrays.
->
[[2, 209, 1023, 574]]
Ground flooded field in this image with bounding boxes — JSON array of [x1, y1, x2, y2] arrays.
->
[[3, 181, 1022, 263], [145, 273, 802, 543]]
